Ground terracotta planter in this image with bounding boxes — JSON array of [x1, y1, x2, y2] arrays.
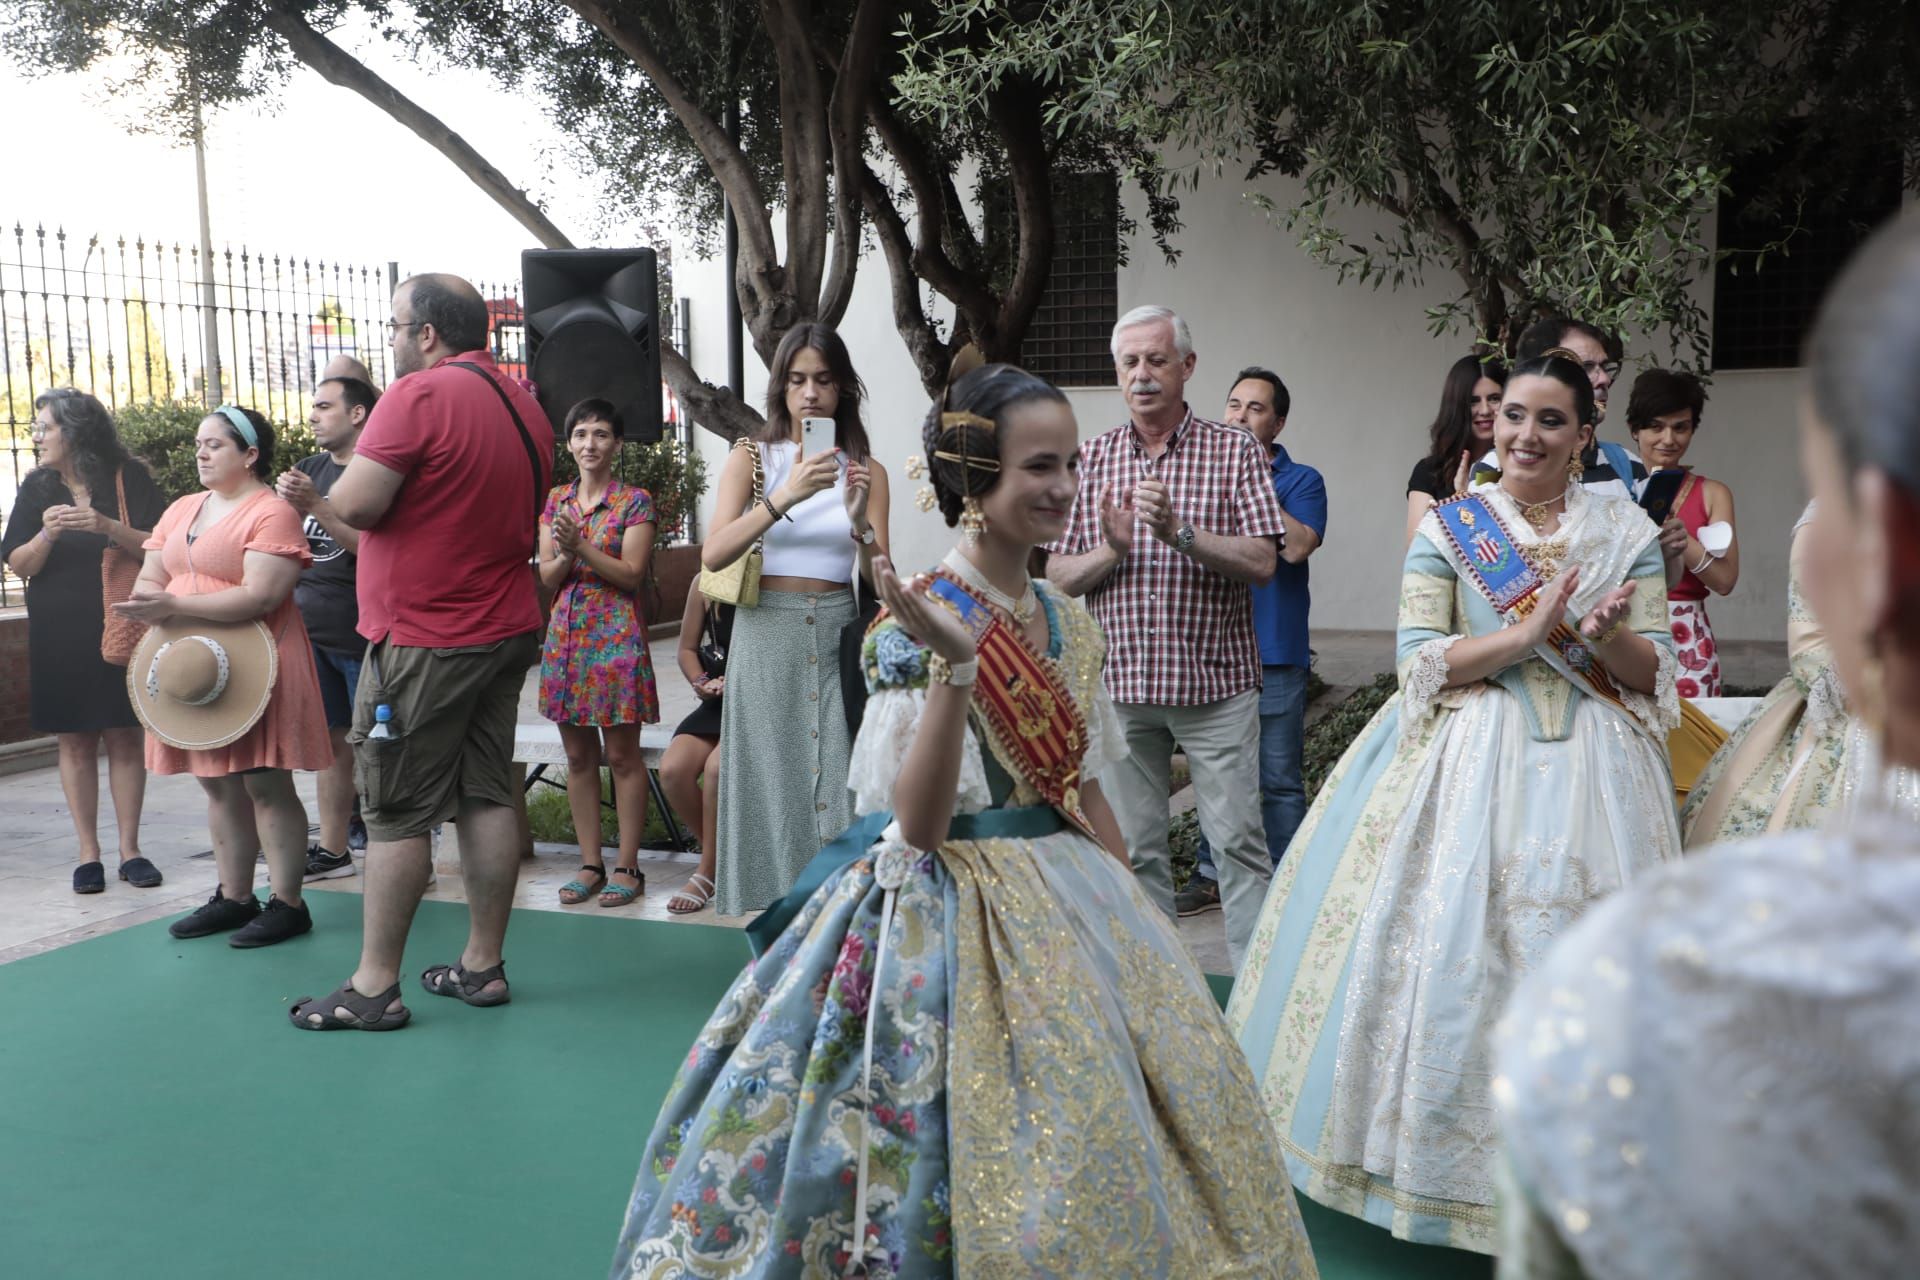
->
[[650, 544, 703, 638]]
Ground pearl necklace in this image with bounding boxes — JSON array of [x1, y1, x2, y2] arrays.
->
[[942, 549, 1037, 623]]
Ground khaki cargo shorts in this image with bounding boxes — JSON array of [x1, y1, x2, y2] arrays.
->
[[349, 631, 541, 841]]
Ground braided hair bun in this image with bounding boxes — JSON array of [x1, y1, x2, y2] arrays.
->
[[920, 355, 1068, 528]]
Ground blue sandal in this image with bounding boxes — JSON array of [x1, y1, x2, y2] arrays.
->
[[558, 864, 606, 905], [599, 866, 644, 908]]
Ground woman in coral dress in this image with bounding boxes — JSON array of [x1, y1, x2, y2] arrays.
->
[[121, 406, 331, 949]]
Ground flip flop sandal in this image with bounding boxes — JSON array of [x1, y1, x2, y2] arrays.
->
[[420, 961, 510, 1007], [668, 872, 716, 915], [558, 864, 607, 905], [289, 980, 411, 1031], [599, 867, 644, 908]]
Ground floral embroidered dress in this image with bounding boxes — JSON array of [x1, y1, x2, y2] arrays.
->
[[1227, 483, 1682, 1254], [540, 479, 659, 727], [609, 576, 1317, 1279], [1666, 471, 1722, 697], [1681, 504, 1920, 846]]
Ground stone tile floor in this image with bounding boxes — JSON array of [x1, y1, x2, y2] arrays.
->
[[0, 634, 1234, 971]]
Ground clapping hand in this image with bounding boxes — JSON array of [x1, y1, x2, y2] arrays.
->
[[276, 469, 319, 514], [1579, 580, 1637, 643], [873, 554, 976, 665], [1133, 477, 1179, 544], [111, 580, 175, 623], [54, 503, 109, 535], [552, 507, 583, 554], [1517, 567, 1582, 647], [1451, 450, 1475, 496], [1097, 484, 1135, 556]]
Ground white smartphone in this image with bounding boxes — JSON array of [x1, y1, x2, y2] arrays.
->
[[800, 416, 837, 459]]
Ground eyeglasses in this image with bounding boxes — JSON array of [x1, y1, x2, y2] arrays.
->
[[386, 319, 426, 334], [1579, 360, 1623, 378]]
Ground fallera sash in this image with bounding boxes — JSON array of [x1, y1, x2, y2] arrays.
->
[[1432, 493, 1652, 738], [924, 572, 1095, 835]]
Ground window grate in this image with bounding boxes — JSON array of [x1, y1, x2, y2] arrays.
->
[[990, 171, 1120, 387], [1712, 148, 1901, 371]]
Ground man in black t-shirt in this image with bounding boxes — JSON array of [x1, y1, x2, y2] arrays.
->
[[277, 376, 378, 879]]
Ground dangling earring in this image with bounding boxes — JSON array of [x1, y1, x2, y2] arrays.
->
[[961, 497, 987, 546], [1565, 451, 1585, 484]]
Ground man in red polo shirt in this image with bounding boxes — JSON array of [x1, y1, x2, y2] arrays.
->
[[290, 272, 552, 1032]]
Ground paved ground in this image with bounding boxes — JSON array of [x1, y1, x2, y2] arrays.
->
[[1, 629, 1331, 974]]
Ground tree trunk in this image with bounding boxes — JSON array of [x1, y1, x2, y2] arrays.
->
[[266, 3, 766, 442]]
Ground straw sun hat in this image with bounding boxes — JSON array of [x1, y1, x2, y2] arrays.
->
[[127, 619, 279, 751]]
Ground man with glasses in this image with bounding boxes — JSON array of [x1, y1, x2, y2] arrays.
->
[[1513, 314, 1642, 500], [288, 273, 551, 1032]]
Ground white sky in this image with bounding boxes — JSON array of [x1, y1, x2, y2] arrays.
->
[[5, 12, 645, 287]]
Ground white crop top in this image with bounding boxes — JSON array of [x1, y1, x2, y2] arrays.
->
[[759, 441, 857, 582]]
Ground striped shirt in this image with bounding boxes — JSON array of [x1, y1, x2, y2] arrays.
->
[[1047, 409, 1285, 706]]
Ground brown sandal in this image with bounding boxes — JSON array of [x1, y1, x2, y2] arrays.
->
[[289, 980, 411, 1031]]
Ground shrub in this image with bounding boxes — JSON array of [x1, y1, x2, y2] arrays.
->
[[115, 399, 319, 501], [525, 769, 679, 847]]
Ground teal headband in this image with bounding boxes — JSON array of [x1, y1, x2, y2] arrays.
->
[[213, 405, 259, 451]]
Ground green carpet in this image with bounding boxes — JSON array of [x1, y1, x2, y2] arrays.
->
[[0, 894, 1487, 1279]]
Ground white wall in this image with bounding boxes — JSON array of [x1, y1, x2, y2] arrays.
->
[[675, 172, 1806, 642]]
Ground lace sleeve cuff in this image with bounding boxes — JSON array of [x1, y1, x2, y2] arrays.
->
[[1619, 641, 1682, 736], [847, 687, 992, 815], [1400, 634, 1464, 724]]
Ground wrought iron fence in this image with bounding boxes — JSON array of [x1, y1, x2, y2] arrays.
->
[[1, 221, 524, 606]]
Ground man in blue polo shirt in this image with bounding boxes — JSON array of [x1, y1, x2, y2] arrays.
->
[[1177, 367, 1328, 916]]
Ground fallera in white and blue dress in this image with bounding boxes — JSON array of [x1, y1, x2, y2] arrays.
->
[[1227, 483, 1683, 1254]]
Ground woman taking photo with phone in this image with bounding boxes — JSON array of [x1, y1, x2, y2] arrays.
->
[[539, 398, 659, 909], [1626, 368, 1739, 697], [698, 323, 890, 917]]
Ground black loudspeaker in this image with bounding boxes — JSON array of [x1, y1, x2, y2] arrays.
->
[[521, 248, 662, 443]]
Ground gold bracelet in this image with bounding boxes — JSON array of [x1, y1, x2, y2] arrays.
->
[[1593, 620, 1626, 646]]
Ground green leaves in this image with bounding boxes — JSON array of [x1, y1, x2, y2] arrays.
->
[[893, 0, 1887, 367]]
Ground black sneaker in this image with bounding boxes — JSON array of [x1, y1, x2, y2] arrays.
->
[[304, 845, 356, 881], [347, 814, 368, 852], [229, 895, 313, 949], [170, 890, 261, 939], [1174, 877, 1223, 917]]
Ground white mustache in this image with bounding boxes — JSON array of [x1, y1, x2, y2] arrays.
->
[[1130, 380, 1162, 396]]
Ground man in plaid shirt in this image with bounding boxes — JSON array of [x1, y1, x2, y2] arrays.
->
[[1046, 305, 1284, 970]]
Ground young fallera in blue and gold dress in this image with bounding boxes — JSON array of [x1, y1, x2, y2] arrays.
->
[[609, 567, 1317, 1279], [1227, 481, 1682, 1254]]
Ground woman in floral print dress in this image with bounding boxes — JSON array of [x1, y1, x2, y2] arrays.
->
[[539, 399, 659, 908], [608, 364, 1315, 1279]]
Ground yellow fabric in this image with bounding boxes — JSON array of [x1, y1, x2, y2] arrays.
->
[[1667, 698, 1730, 811]]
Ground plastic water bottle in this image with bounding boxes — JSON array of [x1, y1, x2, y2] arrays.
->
[[367, 704, 395, 740]]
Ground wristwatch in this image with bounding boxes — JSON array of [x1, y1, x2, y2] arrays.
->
[[1173, 523, 1197, 553], [850, 523, 876, 545]]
